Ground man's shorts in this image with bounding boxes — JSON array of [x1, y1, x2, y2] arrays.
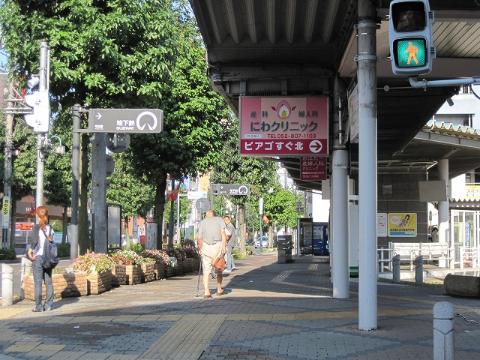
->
[[201, 242, 223, 275]]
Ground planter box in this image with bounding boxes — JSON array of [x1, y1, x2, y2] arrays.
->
[[183, 258, 193, 273], [125, 264, 142, 285], [175, 261, 185, 276], [87, 271, 112, 295], [166, 265, 175, 278], [24, 272, 87, 300], [154, 263, 166, 280], [141, 263, 156, 283], [112, 264, 127, 286]]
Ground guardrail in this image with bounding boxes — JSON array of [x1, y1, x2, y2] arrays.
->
[[377, 242, 454, 272]]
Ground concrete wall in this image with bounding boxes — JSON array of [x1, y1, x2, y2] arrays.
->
[[377, 173, 428, 247]]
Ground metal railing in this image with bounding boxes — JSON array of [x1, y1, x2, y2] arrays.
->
[[377, 242, 455, 272]]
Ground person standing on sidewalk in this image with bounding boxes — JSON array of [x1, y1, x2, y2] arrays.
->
[[223, 215, 237, 274], [27, 206, 55, 312], [197, 210, 227, 298]]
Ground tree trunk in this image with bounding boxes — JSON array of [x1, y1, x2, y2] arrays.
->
[[268, 225, 273, 248], [62, 206, 68, 244], [79, 133, 90, 254], [154, 173, 167, 249], [238, 204, 246, 253]]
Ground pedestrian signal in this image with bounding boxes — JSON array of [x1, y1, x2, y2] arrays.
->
[[388, 0, 434, 75]]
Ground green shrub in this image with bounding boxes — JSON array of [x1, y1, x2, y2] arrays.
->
[[232, 248, 247, 260], [245, 246, 254, 255], [0, 248, 16, 260], [126, 242, 143, 254], [57, 243, 70, 258]]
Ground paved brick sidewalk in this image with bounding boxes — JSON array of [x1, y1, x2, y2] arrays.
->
[[0, 254, 479, 360]]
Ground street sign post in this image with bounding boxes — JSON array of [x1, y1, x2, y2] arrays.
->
[[211, 184, 250, 196], [88, 109, 163, 133]]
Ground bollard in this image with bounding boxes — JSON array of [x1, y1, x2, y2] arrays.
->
[[392, 254, 400, 283], [21, 256, 32, 299], [433, 302, 455, 360], [415, 255, 423, 285], [1, 264, 14, 306]]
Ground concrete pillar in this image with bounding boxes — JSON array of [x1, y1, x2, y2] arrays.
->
[[332, 149, 349, 298], [438, 159, 450, 268], [433, 302, 455, 360], [357, 0, 378, 331], [1, 264, 14, 306]]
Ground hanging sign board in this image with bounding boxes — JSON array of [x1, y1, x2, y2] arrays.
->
[[301, 157, 327, 181], [240, 96, 328, 156], [388, 212, 417, 237]]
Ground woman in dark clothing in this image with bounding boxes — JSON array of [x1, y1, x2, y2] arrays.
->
[[27, 206, 55, 312]]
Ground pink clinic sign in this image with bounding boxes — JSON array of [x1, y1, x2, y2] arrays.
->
[[240, 96, 328, 156]]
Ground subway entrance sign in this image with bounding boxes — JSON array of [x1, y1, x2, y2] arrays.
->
[[394, 38, 426, 68]]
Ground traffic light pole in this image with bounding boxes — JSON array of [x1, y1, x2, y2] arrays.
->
[[408, 77, 480, 89], [35, 41, 50, 208], [357, 0, 378, 331]]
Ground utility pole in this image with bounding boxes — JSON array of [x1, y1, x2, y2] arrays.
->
[[168, 178, 175, 248], [176, 193, 181, 244], [2, 81, 14, 249], [259, 197, 264, 251], [35, 41, 50, 208]]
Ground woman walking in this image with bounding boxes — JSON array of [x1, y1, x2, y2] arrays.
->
[[27, 206, 55, 312]]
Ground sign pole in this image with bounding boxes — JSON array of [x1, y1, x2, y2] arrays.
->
[[92, 133, 108, 253], [69, 104, 81, 258], [259, 197, 264, 251]]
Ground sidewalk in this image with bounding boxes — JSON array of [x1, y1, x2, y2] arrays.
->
[[1, 254, 479, 360]]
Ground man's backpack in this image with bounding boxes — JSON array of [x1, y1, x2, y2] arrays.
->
[[41, 227, 59, 269]]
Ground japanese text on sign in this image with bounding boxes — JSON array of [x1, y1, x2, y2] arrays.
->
[[240, 97, 328, 156], [301, 157, 327, 181]]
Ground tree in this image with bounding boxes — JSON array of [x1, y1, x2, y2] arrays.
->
[[211, 120, 280, 251], [264, 188, 299, 229], [0, 0, 181, 251], [129, 10, 230, 247], [106, 153, 155, 221]]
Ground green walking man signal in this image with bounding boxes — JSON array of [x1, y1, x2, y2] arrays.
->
[[388, 0, 435, 75]]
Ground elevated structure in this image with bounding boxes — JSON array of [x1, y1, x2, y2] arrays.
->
[[190, 0, 480, 330]]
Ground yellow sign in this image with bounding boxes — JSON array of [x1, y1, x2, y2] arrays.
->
[[2, 197, 9, 216], [388, 213, 417, 237], [465, 184, 480, 199]]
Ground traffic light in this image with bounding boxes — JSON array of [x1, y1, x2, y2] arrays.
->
[[388, 0, 435, 75], [24, 90, 50, 133]]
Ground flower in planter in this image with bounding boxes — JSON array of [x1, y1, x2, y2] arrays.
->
[[74, 252, 114, 274], [110, 249, 154, 266], [110, 250, 141, 265]]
